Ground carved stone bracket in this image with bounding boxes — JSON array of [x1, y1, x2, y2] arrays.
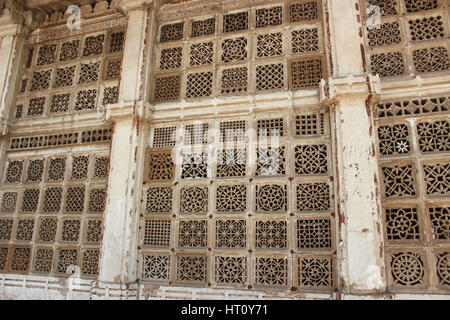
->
[[0, 117, 9, 136], [115, 0, 154, 15], [0, 0, 44, 36], [105, 100, 152, 122], [320, 74, 381, 106]]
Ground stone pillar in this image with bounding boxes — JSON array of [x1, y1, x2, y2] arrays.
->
[[96, 1, 151, 298], [0, 3, 38, 183], [323, 0, 386, 294], [0, 2, 39, 118]]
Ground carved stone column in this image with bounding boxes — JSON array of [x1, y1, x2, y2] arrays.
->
[[0, 1, 41, 182], [324, 0, 387, 294], [95, 1, 152, 299]]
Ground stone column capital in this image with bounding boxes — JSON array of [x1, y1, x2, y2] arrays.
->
[[0, 0, 45, 37], [0, 118, 9, 136], [320, 74, 381, 105], [105, 101, 152, 122], [115, 0, 154, 15]]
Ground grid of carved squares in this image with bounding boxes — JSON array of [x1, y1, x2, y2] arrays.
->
[[0, 152, 108, 276], [375, 99, 450, 291], [141, 211, 334, 280], [16, 29, 124, 118], [363, 0, 450, 77], [141, 112, 334, 289], [143, 182, 332, 218], [153, 1, 325, 102], [141, 253, 334, 288]]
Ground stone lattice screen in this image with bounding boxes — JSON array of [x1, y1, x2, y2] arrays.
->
[[361, 0, 450, 78], [139, 107, 336, 291], [374, 95, 450, 293], [0, 129, 112, 277], [152, 0, 327, 103], [0, 16, 124, 277], [13, 24, 125, 119]]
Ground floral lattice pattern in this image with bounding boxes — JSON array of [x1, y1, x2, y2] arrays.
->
[[216, 219, 246, 248], [255, 184, 287, 213], [180, 187, 209, 214], [378, 124, 411, 156], [382, 164, 416, 198], [179, 220, 208, 247], [390, 252, 425, 286], [385, 208, 420, 241], [216, 185, 247, 213], [255, 256, 288, 287]]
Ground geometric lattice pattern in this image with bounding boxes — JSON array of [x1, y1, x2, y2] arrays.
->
[[255, 184, 287, 213], [143, 254, 170, 281], [216, 148, 246, 178], [186, 71, 213, 98], [367, 22, 402, 47], [405, 0, 438, 13], [385, 207, 420, 241], [290, 1, 318, 22], [295, 144, 328, 175], [190, 42, 213, 67], [221, 67, 248, 95], [1, 150, 108, 277], [181, 153, 208, 179], [408, 16, 445, 42], [223, 11, 248, 33], [378, 124, 410, 156], [290, 58, 323, 89], [382, 164, 416, 198], [152, 127, 177, 148], [215, 256, 246, 285], [146, 151, 174, 181], [180, 187, 209, 214], [298, 256, 333, 289], [221, 37, 248, 63], [429, 206, 450, 240], [255, 220, 287, 249], [375, 88, 450, 293], [295, 113, 325, 136], [144, 219, 171, 247], [417, 120, 450, 153], [160, 47, 182, 70], [423, 163, 450, 196], [297, 218, 332, 249], [191, 18, 215, 38], [296, 183, 330, 212], [177, 255, 207, 283], [257, 118, 285, 137], [256, 63, 284, 91], [390, 251, 425, 286], [178, 220, 208, 248], [370, 51, 405, 77], [216, 185, 247, 213], [256, 147, 286, 176], [257, 33, 283, 58], [256, 6, 282, 28], [292, 28, 319, 54], [145, 187, 172, 214], [19, 29, 122, 117], [413, 47, 450, 73], [435, 252, 450, 287], [81, 249, 99, 276], [216, 219, 246, 248], [255, 256, 288, 287], [153, 75, 181, 102], [160, 22, 184, 43], [141, 5, 334, 291]]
